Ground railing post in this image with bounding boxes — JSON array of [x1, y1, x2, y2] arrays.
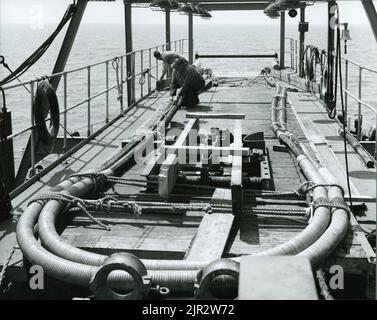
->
[[156, 46, 159, 81], [299, 8, 306, 77], [165, 8, 171, 51], [295, 40, 298, 72], [357, 67, 363, 140], [374, 114, 377, 160], [290, 38, 294, 69], [148, 48, 152, 93], [105, 60, 109, 123], [30, 81, 35, 177], [124, 0, 134, 106], [120, 56, 124, 112], [344, 59, 348, 124], [87, 66, 91, 137], [63, 73, 68, 152], [188, 13, 194, 64], [140, 51, 144, 98], [279, 11, 285, 69]]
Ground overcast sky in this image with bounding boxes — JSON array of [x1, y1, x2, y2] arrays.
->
[[0, 0, 375, 26]]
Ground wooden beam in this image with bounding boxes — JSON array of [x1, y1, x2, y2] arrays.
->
[[185, 213, 235, 261], [185, 188, 234, 261], [186, 113, 246, 120]]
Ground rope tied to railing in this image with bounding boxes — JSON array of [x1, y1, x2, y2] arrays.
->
[[28, 192, 111, 231], [112, 57, 122, 105]]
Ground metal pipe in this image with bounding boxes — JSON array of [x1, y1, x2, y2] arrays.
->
[[50, 0, 88, 91], [148, 48, 152, 93], [280, 10, 285, 69], [120, 56, 124, 112], [63, 74, 67, 152], [290, 38, 293, 69], [344, 59, 348, 122], [361, 0, 377, 43], [30, 82, 35, 177], [87, 66, 91, 137], [188, 13, 194, 64], [105, 61, 109, 123], [295, 39, 298, 73], [357, 67, 363, 140], [339, 128, 375, 168], [165, 8, 171, 51], [140, 52, 143, 98], [299, 8, 305, 77], [124, 0, 134, 106], [155, 46, 159, 82], [195, 54, 278, 59]]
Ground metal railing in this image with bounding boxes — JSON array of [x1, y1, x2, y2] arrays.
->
[[285, 37, 377, 158], [1, 39, 188, 178]]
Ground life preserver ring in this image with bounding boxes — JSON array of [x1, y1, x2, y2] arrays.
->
[[33, 80, 60, 145]]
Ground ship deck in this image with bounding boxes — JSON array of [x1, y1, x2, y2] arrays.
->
[[1, 70, 375, 298]]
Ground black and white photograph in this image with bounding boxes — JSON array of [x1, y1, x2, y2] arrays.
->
[[0, 0, 376, 306]]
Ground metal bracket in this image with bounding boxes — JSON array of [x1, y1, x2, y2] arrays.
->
[[89, 253, 151, 300]]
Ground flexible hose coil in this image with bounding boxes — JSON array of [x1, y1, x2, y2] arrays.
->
[[16, 83, 350, 296]]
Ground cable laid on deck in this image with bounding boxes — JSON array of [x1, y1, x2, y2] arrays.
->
[[16, 83, 350, 298]]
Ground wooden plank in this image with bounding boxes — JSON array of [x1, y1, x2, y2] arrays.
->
[[300, 117, 327, 145], [185, 213, 235, 261], [186, 112, 245, 119], [231, 120, 243, 214]]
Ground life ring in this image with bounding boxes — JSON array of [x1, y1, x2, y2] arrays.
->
[[33, 80, 60, 145]]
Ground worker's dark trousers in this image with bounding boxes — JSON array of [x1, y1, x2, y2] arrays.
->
[[0, 167, 12, 220], [181, 80, 205, 107]]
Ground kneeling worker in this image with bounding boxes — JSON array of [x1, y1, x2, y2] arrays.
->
[[153, 50, 187, 82], [170, 58, 205, 107]]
